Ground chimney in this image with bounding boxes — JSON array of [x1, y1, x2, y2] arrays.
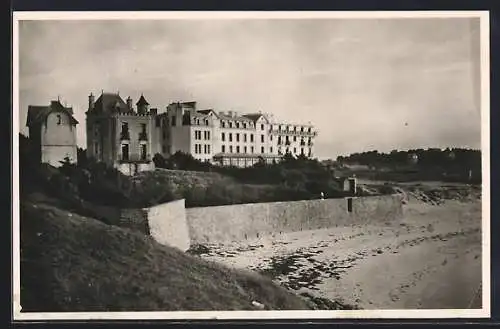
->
[[126, 97, 133, 111], [88, 93, 95, 110]]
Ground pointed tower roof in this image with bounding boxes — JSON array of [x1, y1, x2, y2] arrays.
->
[[136, 94, 149, 106]]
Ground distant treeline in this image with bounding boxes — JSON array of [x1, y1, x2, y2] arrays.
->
[[335, 148, 481, 183]]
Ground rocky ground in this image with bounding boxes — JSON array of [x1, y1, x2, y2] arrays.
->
[[193, 183, 483, 310]]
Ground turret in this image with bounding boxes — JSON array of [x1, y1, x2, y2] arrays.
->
[[136, 94, 149, 115]]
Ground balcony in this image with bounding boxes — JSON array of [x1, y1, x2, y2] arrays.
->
[[269, 128, 317, 137], [119, 153, 151, 163], [120, 130, 130, 140], [139, 131, 148, 141]]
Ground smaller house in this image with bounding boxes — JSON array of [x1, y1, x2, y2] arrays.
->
[[26, 100, 79, 167]]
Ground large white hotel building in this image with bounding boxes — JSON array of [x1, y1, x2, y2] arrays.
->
[[86, 92, 317, 175]]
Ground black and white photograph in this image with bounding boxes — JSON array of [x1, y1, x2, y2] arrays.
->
[[12, 11, 490, 320]]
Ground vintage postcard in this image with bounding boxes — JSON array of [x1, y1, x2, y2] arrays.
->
[[12, 11, 491, 320]]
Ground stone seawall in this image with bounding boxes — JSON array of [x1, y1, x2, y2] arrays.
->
[[186, 194, 403, 245], [120, 194, 403, 250]]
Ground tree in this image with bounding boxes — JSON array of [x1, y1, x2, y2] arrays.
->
[[152, 153, 167, 168]]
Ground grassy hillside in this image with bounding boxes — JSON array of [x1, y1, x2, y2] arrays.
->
[[20, 201, 310, 312]]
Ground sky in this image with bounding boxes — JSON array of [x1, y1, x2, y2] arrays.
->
[[17, 17, 482, 159]]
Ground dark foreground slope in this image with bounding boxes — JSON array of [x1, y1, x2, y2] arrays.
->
[[20, 202, 309, 312]]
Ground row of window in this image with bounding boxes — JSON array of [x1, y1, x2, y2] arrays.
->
[[222, 132, 269, 143], [220, 145, 312, 156], [278, 136, 313, 145], [222, 145, 258, 154], [220, 121, 260, 129], [194, 144, 211, 154], [194, 130, 211, 141], [119, 143, 148, 161], [273, 125, 313, 133]]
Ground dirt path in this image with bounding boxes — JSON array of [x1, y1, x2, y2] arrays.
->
[[199, 199, 482, 309]]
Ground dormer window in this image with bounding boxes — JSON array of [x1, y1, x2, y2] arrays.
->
[[229, 122, 233, 128], [221, 121, 226, 128], [236, 122, 240, 128]]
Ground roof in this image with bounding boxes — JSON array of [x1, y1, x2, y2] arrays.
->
[[218, 113, 254, 122], [136, 94, 149, 106], [197, 109, 217, 116], [26, 100, 78, 127], [242, 113, 269, 123], [91, 93, 130, 114]]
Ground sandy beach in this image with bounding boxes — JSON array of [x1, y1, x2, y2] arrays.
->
[[198, 194, 482, 309]]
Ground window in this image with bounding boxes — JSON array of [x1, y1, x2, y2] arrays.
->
[[261, 124, 264, 130], [229, 145, 233, 153], [229, 122, 233, 128], [222, 132, 225, 141], [244, 146, 247, 153], [270, 147, 273, 153], [244, 134, 247, 142], [261, 146, 264, 154], [141, 144, 147, 160], [229, 133, 233, 142], [172, 116, 176, 126], [294, 126, 297, 132], [207, 145, 211, 154], [251, 146, 254, 153], [236, 122, 240, 128], [308, 148, 312, 156], [270, 135, 273, 141], [293, 136, 297, 142], [204, 145, 207, 154], [121, 144, 129, 160], [141, 123, 147, 133], [57, 114, 62, 125], [278, 136, 281, 144], [236, 146, 240, 153], [308, 127, 311, 133], [222, 121, 226, 128], [236, 133, 240, 142], [204, 131, 210, 140], [243, 123, 247, 129], [250, 134, 254, 142], [347, 198, 353, 213], [301, 148, 304, 155], [294, 147, 297, 154], [261, 135, 264, 143], [222, 145, 226, 153], [205, 119, 209, 126], [301, 127, 304, 132]]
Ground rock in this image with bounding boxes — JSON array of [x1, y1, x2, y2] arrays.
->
[[252, 300, 265, 310]]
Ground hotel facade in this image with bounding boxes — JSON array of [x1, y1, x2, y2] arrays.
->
[[85, 92, 317, 175]]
